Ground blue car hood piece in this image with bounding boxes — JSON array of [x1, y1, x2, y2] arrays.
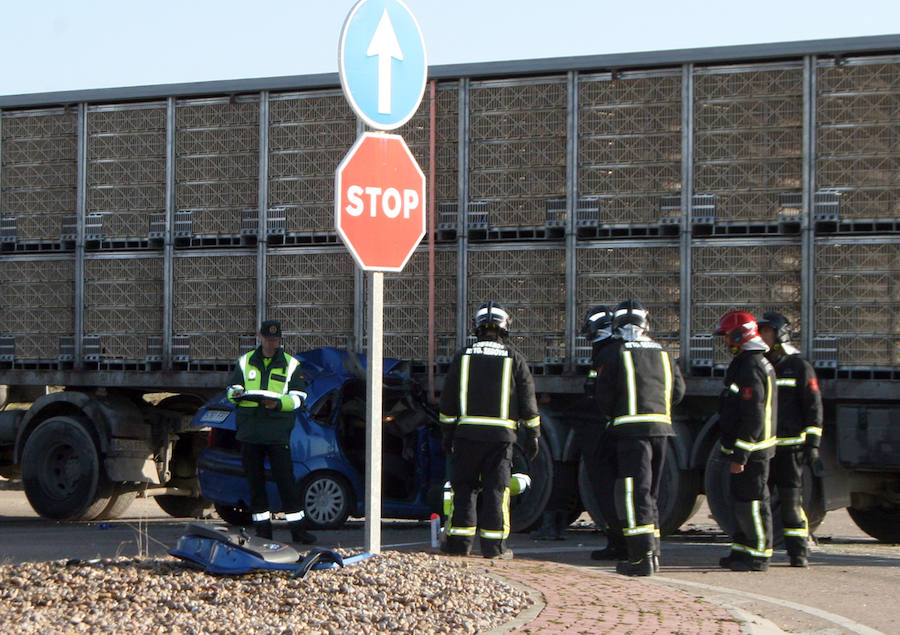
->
[[169, 523, 372, 576]]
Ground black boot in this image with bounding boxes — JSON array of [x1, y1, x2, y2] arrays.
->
[[289, 521, 317, 545], [552, 510, 568, 540], [254, 520, 273, 540], [615, 552, 654, 577], [591, 529, 626, 561]]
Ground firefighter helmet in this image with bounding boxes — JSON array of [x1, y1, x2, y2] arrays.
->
[[757, 311, 792, 344], [713, 311, 759, 348], [612, 298, 649, 331], [581, 305, 613, 341], [473, 301, 511, 336]]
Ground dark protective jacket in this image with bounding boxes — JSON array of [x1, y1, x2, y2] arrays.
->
[[226, 347, 307, 445], [719, 350, 778, 464], [584, 336, 619, 396], [592, 337, 685, 438], [771, 353, 823, 449], [439, 338, 541, 443]]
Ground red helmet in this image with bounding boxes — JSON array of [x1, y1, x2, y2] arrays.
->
[[713, 311, 759, 348]]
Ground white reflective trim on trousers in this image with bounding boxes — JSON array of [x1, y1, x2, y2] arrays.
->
[[252, 511, 271, 522], [447, 526, 477, 536], [522, 416, 540, 428], [623, 524, 655, 536], [284, 510, 305, 523], [624, 476, 636, 529], [784, 527, 809, 537], [613, 413, 672, 426], [480, 529, 505, 540], [777, 433, 807, 445], [752, 500, 767, 555], [805, 426, 823, 437], [731, 543, 773, 558], [439, 413, 456, 424]]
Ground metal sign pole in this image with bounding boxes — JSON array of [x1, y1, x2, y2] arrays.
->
[[365, 270, 384, 554]]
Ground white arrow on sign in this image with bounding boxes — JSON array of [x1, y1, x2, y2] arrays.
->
[[366, 9, 403, 115]]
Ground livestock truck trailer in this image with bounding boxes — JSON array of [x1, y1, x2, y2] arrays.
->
[[1, 34, 898, 541]]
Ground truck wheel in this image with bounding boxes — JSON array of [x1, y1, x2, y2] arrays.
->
[[658, 455, 702, 535], [577, 440, 700, 536], [510, 434, 553, 533], [214, 503, 252, 526], [301, 472, 353, 529], [21, 416, 103, 520], [156, 494, 212, 518], [705, 442, 826, 540], [94, 485, 138, 520], [847, 506, 900, 543]]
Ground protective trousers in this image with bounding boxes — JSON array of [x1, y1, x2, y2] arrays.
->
[[241, 442, 306, 537], [729, 459, 773, 562], [585, 431, 625, 553], [614, 437, 666, 562], [770, 448, 808, 557], [446, 437, 513, 557]]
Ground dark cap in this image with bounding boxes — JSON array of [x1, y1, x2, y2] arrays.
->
[[259, 320, 282, 338]]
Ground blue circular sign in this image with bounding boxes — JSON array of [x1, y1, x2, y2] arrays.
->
[[338, 0, 427, 130]]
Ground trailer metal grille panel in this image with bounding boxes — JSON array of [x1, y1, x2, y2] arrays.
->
[[0, 258, 74, 360], [469, 79, 567, 228], [268, 91, 355, 235], [692, 243, 802, 365], [467, 247, 565, 365], [815, 241, 899, 366], [267, 251, 355, 337], [816, 57, 900, 221], [174, 254, 256, 361], [578, 71, 682, 225], [1, 110, 77, 242], [694, 65, 803, 223], [85, 104, 167, 239], [373, 248, 458, 361], [175, 99, 259, 229]]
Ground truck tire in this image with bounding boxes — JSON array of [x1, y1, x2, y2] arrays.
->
[[704, 442, 826, 540], [847, 506, 900, 543], [156, 494, 212, 518], [21, 416, 104, 520], [94, 483, 138, 520], [578, 442, 701, 536], [214, 503, 252, 526], [510, 433, 553, 533]]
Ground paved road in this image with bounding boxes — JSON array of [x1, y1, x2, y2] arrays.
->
[[1, 489, 897, 634]]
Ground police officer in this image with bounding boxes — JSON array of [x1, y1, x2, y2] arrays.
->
[[581, 306, 627, 561], [757, 312, 823, 567], [713, 311, 777, 572], [593, 299, 685, 576], [226, 320, 315, 545], [439, 301, 541, 559]]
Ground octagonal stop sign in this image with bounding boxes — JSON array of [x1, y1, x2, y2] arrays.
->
[[335, 132, 426, 271]]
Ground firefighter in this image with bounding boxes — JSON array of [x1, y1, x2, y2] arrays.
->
[[757, 311, 823, 567], [439, 301, 541, 559], [713, 311, 777, 572], [593, 299, 685, 576], [580, 306, 628, 561], [226, 320, 316, 545]]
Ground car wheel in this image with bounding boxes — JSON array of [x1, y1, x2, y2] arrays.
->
[[300, 472, 353, 529], [214, 502, 252, 526]]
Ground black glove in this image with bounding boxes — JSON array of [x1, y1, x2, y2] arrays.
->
[[526, 435, 540, 461], [805, 445, 823, 476]]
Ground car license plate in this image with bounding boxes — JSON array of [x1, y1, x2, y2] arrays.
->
[[200, 409, 230, 423]]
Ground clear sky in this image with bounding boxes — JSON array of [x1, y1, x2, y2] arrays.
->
[[2, 0, 897, 97]]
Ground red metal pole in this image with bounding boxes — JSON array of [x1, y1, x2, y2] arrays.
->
[[427, 80, 437, 404]]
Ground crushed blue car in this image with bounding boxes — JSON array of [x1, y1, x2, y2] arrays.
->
[[192, 347, 551, 532]]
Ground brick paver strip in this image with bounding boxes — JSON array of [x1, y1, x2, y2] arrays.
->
[[482, 559, 743, 635]]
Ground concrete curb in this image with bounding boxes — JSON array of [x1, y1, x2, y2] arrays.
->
[[480, 571, 545, 635]]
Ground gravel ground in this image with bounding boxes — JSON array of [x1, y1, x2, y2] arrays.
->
[[0, 551, 532, 634]]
